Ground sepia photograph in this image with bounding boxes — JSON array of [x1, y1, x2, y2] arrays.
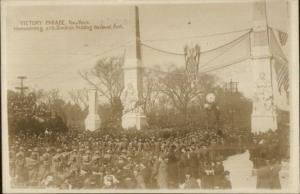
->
[[1, 0, 299, 193]]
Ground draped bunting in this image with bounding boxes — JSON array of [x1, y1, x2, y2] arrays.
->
[[140, 30, 252, 73]]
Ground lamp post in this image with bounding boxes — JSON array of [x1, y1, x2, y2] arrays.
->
[[204, 103, 210, 130], [224, 80, 239, 129], [204, 93, 219, 130]]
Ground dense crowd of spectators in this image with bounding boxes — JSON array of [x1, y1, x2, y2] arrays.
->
[[249, 130, 283, 189], [9, 128, 250, 189]]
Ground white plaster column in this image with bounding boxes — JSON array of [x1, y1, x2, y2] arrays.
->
[[121, 6, 147, 130], [85, 88, 101, 131], [251, 0, 277, 133]]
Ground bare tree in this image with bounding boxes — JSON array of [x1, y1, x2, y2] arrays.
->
[[159, 66, 216, 123], [141, 67, 162, 115], [45, 89, 60, 105], [68, 88, 88, 110], [79, 56, 124, 107]]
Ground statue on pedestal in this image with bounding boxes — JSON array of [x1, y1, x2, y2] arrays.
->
[[121, 83, 139, 113], [253, 72, 275, 115], [251, 71, 277, 133]]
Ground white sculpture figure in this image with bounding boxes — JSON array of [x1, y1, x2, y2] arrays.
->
[[121, 83, 138, 113], [253, 73, 275, 114]]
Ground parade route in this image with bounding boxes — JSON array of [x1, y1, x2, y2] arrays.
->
[[223, 150, 290, 189], [223, 150, 256, 189]]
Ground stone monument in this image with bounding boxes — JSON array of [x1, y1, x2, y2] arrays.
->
[[85, 87, 101, 131], [121, 6, 147, 130], [251, 0, 277, 133]]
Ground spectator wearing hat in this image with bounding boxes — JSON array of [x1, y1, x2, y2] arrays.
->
[[149, 155, 159, 188], [213, 161, 225, 188], [52, 149, 62, 176], [182, 171, 199, 189], [202, 162, 214, 189], [133, 169, 146, 189], [189, 146, 199, 179], [167, 146, 178, 188], [269, 159, 281, 189], [82, 150, 92, 173], [38, 151, 52, 183], [15, 148, 27, 186], [25, 150, 40, 186], [256, 160, 271, 189], [157, 157, 168, 189], [220, 171, 231, 189]]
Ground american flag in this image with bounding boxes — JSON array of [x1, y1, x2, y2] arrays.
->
[[273, 59, 289, 94], [277, 30, 288, 46]]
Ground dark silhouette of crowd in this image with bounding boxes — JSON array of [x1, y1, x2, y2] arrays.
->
[[9, 127, 247, 189], [249, 130, 284, 189]]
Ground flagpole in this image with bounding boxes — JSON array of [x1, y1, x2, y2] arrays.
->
[[264, 0, 275, 111]]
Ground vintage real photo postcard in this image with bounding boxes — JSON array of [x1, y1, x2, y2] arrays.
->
[[1, 0, 299, 193]]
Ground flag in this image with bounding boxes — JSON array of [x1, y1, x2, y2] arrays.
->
[[277, 30, 288, 46], [273, 59, 289, 94], [269, 28, 288, 62]]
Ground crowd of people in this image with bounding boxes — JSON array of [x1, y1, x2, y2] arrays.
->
[[249, 130, 284, 189], [9, 127, 251, 189]]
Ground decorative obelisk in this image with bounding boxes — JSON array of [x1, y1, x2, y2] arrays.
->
[[251, 0, 277, 133], [85, 87, 101, 131], [121, 6, 147, 130]]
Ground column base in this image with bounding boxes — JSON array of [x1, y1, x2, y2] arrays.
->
[[122, 112, 147, 130], [251, 113, 277, 133], [85, 114, 101, 131]]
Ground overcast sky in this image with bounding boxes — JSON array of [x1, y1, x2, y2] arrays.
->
[[4, 0, 290, 104]]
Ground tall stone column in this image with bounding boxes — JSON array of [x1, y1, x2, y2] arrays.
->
[[85, 87, 101, 131], [121, 6, 147, 130], [251, 0, 277, 133]]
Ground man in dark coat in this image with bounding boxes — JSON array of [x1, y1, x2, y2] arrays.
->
[[167, 146, 179, 188], [269, 159, 281, 189], [213, 161, 225, 188], [185, 146, 198, 179], [220, 171, 232, 189], [256, 160, 271, 189], [183, 172, 199, 189], [15, 148, 28, 186]]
